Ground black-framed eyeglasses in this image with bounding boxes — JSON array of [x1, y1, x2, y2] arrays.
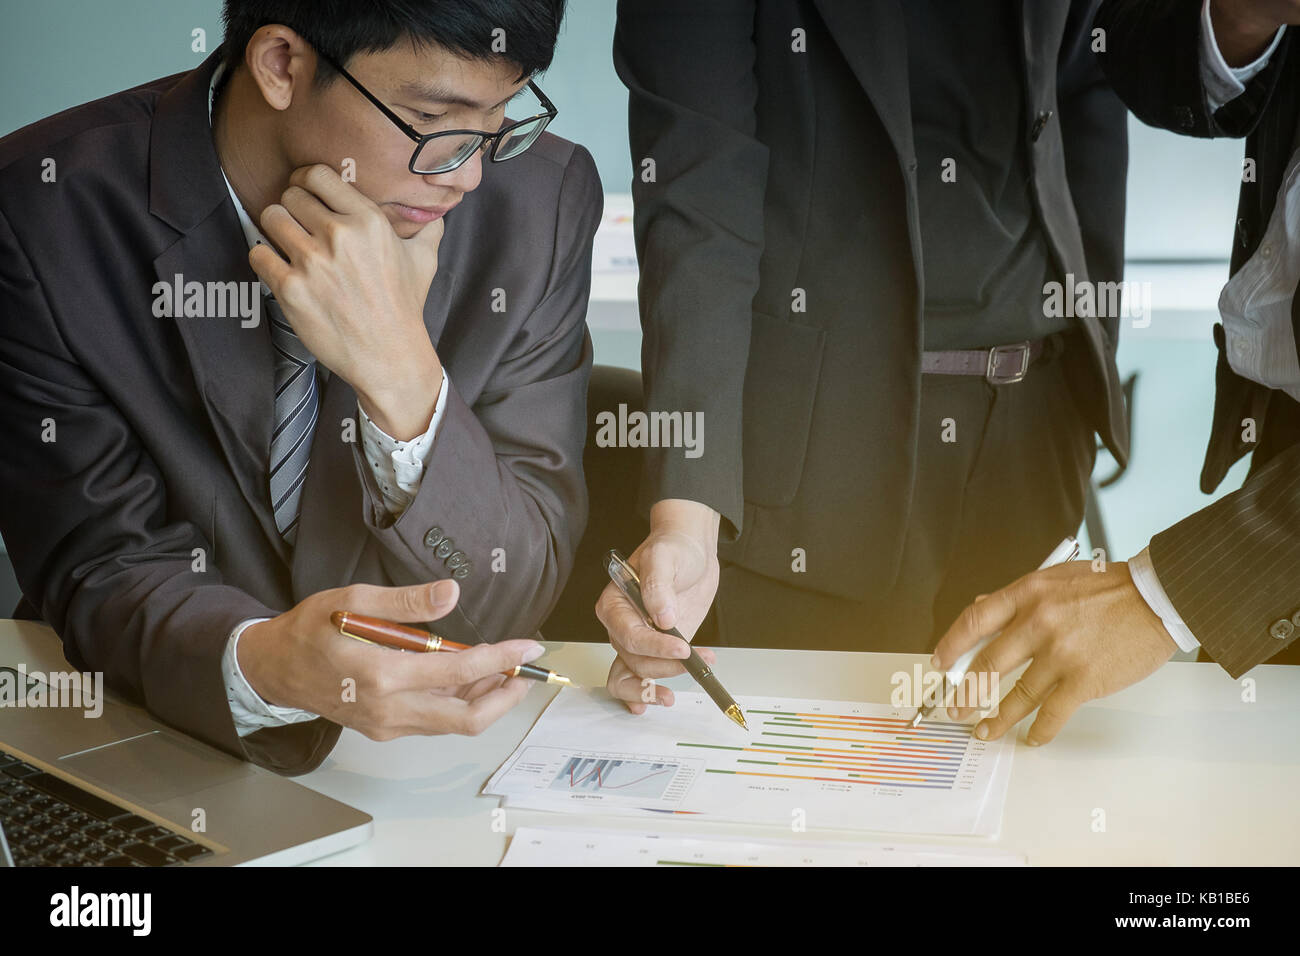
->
[[318, 52, 557, 175]]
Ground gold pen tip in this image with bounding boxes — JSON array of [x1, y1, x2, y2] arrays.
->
[[549, 674, 574, 686], [725, 705, 748, 730]]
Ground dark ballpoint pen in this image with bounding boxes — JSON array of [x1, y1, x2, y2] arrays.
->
[[602, 549, 748, 730]]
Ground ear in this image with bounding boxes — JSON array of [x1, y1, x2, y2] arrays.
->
[[242, 24, 318, 112]]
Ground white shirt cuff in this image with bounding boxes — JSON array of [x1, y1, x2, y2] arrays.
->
[[222, 617, 320, 738], [1201, 0, 1286, 112], [1129, 547, 1201, 653], [358, 371, 449, 518]]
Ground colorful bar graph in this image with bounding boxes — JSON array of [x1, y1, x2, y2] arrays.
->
[[676, 710, 974, 791]]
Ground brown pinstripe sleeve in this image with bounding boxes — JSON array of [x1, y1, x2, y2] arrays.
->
[[1148, 442, 1300, 678]]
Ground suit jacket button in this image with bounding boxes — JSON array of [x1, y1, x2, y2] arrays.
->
[[1269, 618, 1295, 640], [1030, 109, 1053, 142], [1292, 609, 1300, 629], [435, 538, 455, 559], [452, 566, 470, 579], [423, 526, 445, 549], [446, 551, 467, 570]]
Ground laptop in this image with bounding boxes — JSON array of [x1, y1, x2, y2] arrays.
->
[[0, 627, 372, 867]]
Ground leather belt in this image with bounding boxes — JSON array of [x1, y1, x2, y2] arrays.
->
[[920, 338, 1048, 385]]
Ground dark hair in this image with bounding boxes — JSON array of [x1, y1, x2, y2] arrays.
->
[[220, 0, 566, 83]]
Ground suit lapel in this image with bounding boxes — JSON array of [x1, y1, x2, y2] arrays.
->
[[149, 50, 293, 568], [153, 224, 290, 568], [1019, 0, 1067, 104], [810, 0, 913, 165]]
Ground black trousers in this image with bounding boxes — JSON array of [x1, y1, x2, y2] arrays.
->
[[697, 334, 1097, 655]]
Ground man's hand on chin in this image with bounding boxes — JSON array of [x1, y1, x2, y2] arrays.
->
[[249, 163, 446, 439]]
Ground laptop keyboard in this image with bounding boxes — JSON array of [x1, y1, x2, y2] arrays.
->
[[0, 749, 214, 866]]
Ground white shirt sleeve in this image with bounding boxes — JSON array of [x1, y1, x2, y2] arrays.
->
[[222, 618, 320, 737], [1200, 0, 1286, 112], [1128, 547, 1201, 653], [358, 371, 450, 518]]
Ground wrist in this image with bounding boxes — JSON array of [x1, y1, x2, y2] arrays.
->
[[235, 619, 288, 708], [1211, 0, 1286, 66], [356, 350, 443, 441], [650, 498, 721, 552]]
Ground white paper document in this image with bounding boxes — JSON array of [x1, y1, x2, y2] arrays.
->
[[484, 689, 1015, 836], [501, 826, 1026, 866], [591, 194, 637, 273]]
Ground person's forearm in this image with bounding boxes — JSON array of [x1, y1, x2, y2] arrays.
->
[[354, 344, 443, 441], [1211, 0, 1290, 65], [224, 617, 320, 735], [352, 373, 588, 645], [1096, 0, 1258, 138], [1148, 443, 1300, 678]]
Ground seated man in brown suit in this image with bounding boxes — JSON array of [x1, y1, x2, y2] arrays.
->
[[0, 0, 599, 773]]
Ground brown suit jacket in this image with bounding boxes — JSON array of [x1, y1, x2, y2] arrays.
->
[[0, 51, 601, 773]]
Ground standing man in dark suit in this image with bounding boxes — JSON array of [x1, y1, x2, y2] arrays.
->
[[930, 0, 1300, 748], [597, 1, 1131, 710], [0, 0, 599, 773]]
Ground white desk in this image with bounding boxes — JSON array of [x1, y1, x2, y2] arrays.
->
[[301, 640, 1298, 866], [4, 621, 1295, 865]]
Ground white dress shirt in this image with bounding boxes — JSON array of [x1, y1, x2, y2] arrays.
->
[[206, 65, 449, 735], [1129, 2, 1291, 653]]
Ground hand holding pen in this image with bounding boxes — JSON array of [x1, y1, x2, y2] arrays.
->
[[600, 550, 747, 729], [914, 537, 1079, 727], [330, 611, 575, 686], [238, 579, 541, 740], [925, 537, 1179, 746], [594, 520, 723, 714]]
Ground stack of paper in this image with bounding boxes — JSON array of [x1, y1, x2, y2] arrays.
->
[[484, 689, 1015, 836]]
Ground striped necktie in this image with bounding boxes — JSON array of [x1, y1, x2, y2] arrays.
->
[[266, 296, 320, 548]]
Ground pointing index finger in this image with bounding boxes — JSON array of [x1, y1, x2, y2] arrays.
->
[[288, 163, 375, 215], [932, 585, 1020, 672]]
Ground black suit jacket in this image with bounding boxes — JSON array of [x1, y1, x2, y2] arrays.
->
[[616, 0, 1129, 602], [0, 52, 601, 773], [1096, 0, 1300, 675]]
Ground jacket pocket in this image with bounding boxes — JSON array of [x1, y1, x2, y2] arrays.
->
[[742, 311, 826, 508]]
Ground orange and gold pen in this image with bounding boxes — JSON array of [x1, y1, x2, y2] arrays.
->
[[329, 611, 575, 686]]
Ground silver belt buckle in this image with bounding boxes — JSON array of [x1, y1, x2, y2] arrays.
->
[[986, 341, 1032, 384]]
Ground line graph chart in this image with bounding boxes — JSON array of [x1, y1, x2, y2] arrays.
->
[[493, 746, 700, 806], [551, 757, 680, 798]]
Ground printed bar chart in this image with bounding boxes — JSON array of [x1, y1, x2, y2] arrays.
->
[[683, 710, 974, 790], [485, 690, 1015, 835]]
